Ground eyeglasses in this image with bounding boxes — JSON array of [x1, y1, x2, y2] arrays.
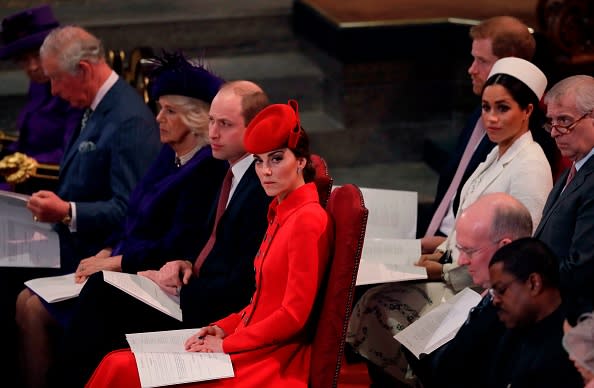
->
[[455, 240, 500, 259], [543, 109, 593, 134], [488, 279, 516, 298]]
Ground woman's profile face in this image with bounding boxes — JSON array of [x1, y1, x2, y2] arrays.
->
[[16, 50, 48, 84], [156, 96, 192, 148], [254, 148, 305, 201], [481, 84, 532, 154]]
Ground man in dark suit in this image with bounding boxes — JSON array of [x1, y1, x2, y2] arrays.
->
[[349, 17, 539, 386], [48, 80, 271, 387], [423, 238, 582, 388], [414, 193, 532, 387], [0, 26, 159, 387], [421, 16, 536, 249], [26, 26, 160, 272], [534, 75, 594, 324]]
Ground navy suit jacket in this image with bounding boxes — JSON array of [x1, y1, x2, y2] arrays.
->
[[56, 77, 161, 272], [180, 161, 271, 325], [108, 145, 228, 273], [534, 155, 594, 321], [431, 108, 495, 219]]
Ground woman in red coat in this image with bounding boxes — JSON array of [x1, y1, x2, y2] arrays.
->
[[85, 100, 333, 388]]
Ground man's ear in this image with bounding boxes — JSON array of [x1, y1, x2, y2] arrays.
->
[[77, 60, 92, 80], [498, 237, 512, 248], [528, 273, 543, 295]]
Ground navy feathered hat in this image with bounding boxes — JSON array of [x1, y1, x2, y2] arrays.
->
[[147, 51, 224, 103]]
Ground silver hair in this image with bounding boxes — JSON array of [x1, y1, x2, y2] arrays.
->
[[40, 25, 105, 74], [544, 75, 594, 115], [488, 195, 533, 242], [160, 95, 210, 146]]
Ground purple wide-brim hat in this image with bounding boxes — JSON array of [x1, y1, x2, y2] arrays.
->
[[0, 4, 60, 60]]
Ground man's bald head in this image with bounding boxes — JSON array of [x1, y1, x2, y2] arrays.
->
[[456, 193, 532, 288]]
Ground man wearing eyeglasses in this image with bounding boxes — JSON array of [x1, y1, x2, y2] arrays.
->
[[413, 192, 532, 387], [447, 238, 582, 388], [347, 18, 543, 386], [423, 238, 582, 388], [534, 75, 594, 325], [484, 238, 582, 388]]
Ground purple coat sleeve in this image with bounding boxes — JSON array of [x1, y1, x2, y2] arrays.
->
[[8, 81, 83, 164]]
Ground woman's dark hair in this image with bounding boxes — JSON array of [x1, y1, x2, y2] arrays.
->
[[489, 237, 560, 288], [483, 73, 558, 171], [290, 127, 315, 183], [483, 73, 546, 130]]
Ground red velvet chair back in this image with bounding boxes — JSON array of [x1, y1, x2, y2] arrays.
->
[[311, 154, 333, 208], [309, 184, 368, 388]]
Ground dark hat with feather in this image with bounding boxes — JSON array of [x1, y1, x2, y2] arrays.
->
[[147, 51, 224, 103]]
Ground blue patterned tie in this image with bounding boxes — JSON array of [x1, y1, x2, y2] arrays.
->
[[80, 108, 92, 132]]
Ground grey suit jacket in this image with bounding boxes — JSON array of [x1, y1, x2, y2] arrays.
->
[[534, 153, 594, 319], [56, 77, 161, 272]]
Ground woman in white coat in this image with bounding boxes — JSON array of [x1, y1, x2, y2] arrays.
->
[[347, 57, 553, 386]]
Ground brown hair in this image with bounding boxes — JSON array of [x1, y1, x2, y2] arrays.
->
[[219, 80, 269, 126], [290, 128, 315, 183], [470, 16, 535, 60]]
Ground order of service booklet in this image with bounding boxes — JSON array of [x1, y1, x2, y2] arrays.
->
[[354, 187, 427, 285], [0, 190, 60, 268], [24, 273, 85, 303], [102, 270, 182, 321], [394, 287, 482, 359], [126, 328, 234, 388]]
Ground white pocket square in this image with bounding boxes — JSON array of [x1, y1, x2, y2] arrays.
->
[[78, 141, 96, 153]]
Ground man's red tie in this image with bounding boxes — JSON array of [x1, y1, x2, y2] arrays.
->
[[564, 163, 577, 191], [193, 169, 234, 276]]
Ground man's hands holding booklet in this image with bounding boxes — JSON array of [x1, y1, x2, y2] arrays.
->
[[139, 259, 193, 296]]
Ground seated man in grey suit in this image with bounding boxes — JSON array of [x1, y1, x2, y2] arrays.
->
[[535, 75, 594, 324], [48, 80, 271, 388]]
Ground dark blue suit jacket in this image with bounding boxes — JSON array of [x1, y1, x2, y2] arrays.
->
[[181, 161, 271, 325], [56, 77, 161, 272], [107, 145, 228, 273]]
